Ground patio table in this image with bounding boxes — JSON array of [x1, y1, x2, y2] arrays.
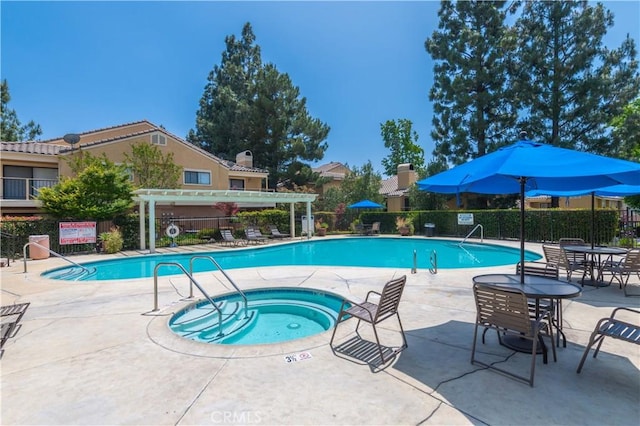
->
[[472, 273, 582, 355], [563, 246, 628, 287]]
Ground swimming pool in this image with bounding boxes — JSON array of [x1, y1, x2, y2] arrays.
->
[[43, 237, 541, 281], [169, 288, 345, 345]]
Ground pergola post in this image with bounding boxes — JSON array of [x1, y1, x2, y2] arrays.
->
[[290, 203, 295, 238], [138, 200, 146, 251], [306, 201, 312, 239], [149, 199, 156, 253]]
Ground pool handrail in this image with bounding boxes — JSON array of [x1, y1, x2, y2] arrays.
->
[[153, 262, 224, 337], [189, 255, 248, 318], [460, 224, 484, 245], [23, 241, 92, 277]]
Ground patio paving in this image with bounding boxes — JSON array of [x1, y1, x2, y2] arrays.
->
[[1, 238, 638, 425]]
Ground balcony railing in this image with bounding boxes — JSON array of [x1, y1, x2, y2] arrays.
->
[[1, 177, 58, 200]]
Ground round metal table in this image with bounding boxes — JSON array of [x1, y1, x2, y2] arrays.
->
[[472, 274, 582, 354]]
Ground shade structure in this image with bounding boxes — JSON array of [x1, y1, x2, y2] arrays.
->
[[526, 184, 640, 198], [526, 184, 640, 249], [348, 200, 384, 209], [417, 139, 640, 283]]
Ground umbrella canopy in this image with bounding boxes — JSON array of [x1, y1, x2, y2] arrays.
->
[[348, 200, 384, 209], [417, 140, 640, 194], [417, 138, 640, 283], [526, 184, 640, 249], [526, 184, 640, 198]]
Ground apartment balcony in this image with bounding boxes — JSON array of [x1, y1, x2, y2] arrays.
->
[[1, 177, 58, 209]]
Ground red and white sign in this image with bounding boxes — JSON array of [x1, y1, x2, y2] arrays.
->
[[59, 222, 97, 245]]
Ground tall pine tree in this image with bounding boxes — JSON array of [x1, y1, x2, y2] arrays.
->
[[512, 1, 639, 154], [187, 23, 330, 189], [426, 1, 518, 166]]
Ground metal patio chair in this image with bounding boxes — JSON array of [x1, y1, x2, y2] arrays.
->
[[330, 275, 407, 364], [577, 307, 640, 373], [471, 283, 556, 387], [603, 249, 640, 296]]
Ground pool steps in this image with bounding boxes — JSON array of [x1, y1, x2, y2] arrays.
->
[[170, 298, 339, 344]]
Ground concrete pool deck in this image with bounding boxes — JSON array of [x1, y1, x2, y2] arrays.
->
[[1, 237, 638, 425]]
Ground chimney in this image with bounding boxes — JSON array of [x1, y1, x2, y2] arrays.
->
[[236, 150, 253, 168], [397, 163, 416, 190]]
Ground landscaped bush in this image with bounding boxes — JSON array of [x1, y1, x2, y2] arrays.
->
[[100, 228, 124, 254]]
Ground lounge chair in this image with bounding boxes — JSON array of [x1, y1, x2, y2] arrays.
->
[[471, 283, 556, 387], [220, 229, 244, 247], [268, 225, 290, 239], [602, 249, 640, 296], [330, 275, 407, 364], [244, 228, 268, 245], [0, 302, 30, 359], [577, 307, 640, 373]]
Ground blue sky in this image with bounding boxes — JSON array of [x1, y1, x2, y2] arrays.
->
[[2, 1, 639, 176]]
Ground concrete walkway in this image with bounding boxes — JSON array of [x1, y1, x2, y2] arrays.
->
[[1, 238, 638, 425]]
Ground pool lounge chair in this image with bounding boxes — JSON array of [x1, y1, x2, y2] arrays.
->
[[0, 302, 30, 359], [268, 225, 290, 239], [245, 228, 268, 245], [220, 229, 244, 247]]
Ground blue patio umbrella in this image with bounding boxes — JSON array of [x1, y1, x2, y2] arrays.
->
[[348, 200, 385, 209], [417, 136, 640, 282]]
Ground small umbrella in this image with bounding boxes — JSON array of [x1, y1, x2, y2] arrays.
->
[[348, 200, 385, 209], [417, 136, 640, 283], [526, 184, 640, 249]]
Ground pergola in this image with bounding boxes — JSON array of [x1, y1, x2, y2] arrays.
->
[[133, 189, 318, 253]]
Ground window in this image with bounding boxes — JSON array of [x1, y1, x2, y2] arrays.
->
[[151, 133, 166, 146], [229, 179, 245, 190], [184, 170, 211, 185]]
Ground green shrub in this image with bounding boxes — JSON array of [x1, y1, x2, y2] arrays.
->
[[100, 228, 124, 254]]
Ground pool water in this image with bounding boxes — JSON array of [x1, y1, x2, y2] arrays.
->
[[169, 288, 345, 345], [43, 237, 540, 281]]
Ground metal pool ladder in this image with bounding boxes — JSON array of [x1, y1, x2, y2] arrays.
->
[[153, 262, 224, 337], [189, 255, 248, 318], [23, 241, 94, 279], [459, 224, 484, 245]]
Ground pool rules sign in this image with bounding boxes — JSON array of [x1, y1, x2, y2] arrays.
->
[[59, 222, 97, 245]]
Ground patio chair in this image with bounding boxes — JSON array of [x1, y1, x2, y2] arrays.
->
[[576, 307, 640, 373], [515, 261, 566, 347], [471, 283, 556, 387], [543, 244, 589, 283], [365, 222, 381, 235], [603, 249, 640, 296], [268, 225, 290, 239], [330, 275, 407, 364], [559, 238, 594, 283]]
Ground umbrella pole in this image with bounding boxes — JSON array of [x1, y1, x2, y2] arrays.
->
[[591, 192, 595, 249], [520, 177, 526, 284]]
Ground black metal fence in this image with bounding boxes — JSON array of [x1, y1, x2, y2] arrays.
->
[[1, 209, 637, 261]]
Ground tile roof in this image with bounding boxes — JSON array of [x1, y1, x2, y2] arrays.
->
[[38, 120, 267, 174], [379, 175, 408, 196], [0, 141, 62, 155]]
